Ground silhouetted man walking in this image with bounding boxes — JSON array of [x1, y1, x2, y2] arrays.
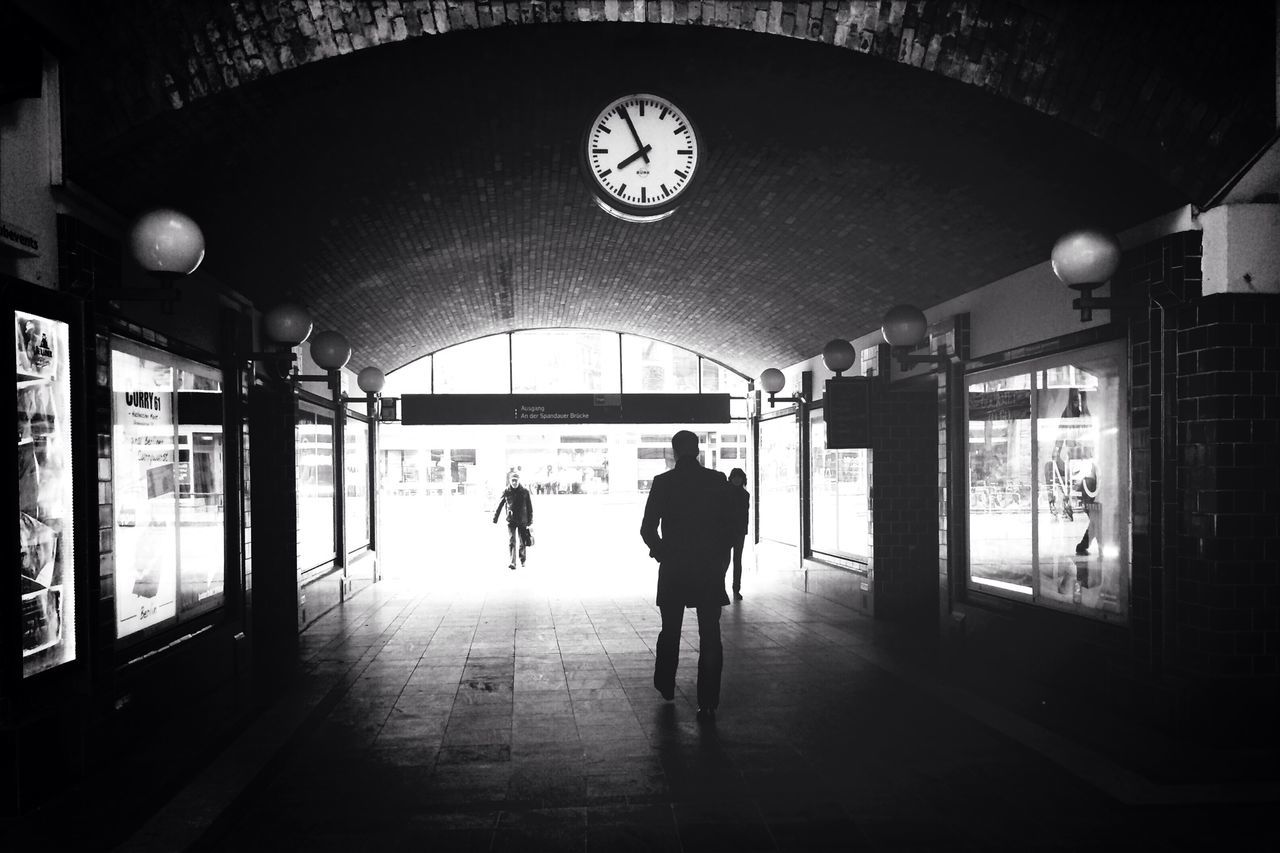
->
[[640, 430, 733, 722], [492, 471, 533, 570]]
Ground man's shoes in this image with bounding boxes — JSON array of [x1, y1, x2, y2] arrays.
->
[[653, 679, 674, 702], [520, 558, 526, 566], [509, 563, 516, 571], [696, 707, 716, 723], [733, 591, 743, 601]]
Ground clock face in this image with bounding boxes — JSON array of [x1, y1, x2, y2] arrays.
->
[[583, 93, 702, 222]]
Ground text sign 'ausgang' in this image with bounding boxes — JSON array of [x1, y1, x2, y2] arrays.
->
[[400, 393, 731, 426]]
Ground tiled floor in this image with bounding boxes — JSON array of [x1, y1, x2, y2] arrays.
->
[[131, 562, 1277, 852]]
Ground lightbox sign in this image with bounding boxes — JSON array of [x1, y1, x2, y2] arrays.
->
[[401, 393, 731, 425]]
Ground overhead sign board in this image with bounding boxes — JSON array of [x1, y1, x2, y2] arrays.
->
[[400, 393, 731, 426]]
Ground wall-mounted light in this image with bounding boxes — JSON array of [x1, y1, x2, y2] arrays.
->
[[111, 208, 206, 307], [298, 330, 353, 396], [759, 367, 805, 407], [1051, 228, 1137, 322], [881, 304, 952, 372], [821, 338, 856, 377], [357, 367, 385, 397]]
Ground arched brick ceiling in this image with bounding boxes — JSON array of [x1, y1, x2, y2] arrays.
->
[[60, 5, 1275, 378]]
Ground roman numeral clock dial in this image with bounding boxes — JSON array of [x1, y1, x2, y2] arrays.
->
[[582, 93, 703, 223]]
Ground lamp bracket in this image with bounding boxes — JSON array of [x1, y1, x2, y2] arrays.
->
[[891, 344, 954, 374], [767, 392, 806, 407], [1068, 282, 1145, 322]]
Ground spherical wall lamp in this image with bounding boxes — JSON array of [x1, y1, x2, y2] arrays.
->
[[1050, 228, 1122, 286], [760, 368, 785, 395], [1050, 228, 1127, 322], [263, 302, 314, 346], [357, 367, 386, 396], [310, 330, 352, 371], [129, 208, 206, 277], [821, 339, 856, 377], [880, 304, 928, 349], [880, 304, 953, 373]]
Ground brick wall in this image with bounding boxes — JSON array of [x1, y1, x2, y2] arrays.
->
[[65, 2, 1274, 204]]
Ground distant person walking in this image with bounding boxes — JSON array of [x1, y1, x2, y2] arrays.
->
[[727, 468, 750, 601], [492, 471, 533, 571], [640, 430, 734, 722]]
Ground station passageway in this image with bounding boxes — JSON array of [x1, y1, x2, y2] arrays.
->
[[102, 520, 1276, 853]]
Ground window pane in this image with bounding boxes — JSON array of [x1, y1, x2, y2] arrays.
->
[[758, 415, 798, 545], [967, 372, 1034, 595], [700, 360, 748, 396], [111, 338, 225, 639], [433, 335, 510, 393], [966, 342, 1129, 622], [384, 354, 431, 396], [1035, 346, 1127, 618], [512, 330, 621, 393], [345, 418, 369, 552], [621, 335, 699, 393], [175, 363, 225, 620], [809, 408, 870, 560], [297, 406, 336, 571]]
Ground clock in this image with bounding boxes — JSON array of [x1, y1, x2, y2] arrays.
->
[[582, 93, 703, 223]]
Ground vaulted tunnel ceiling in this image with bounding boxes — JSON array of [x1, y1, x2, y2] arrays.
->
[[60, 5, 1276, 378]]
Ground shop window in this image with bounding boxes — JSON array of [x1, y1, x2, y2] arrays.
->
[[110, 338, 225, 641], [296, 404, 335, 571], [809, 407, 870, 562], [345, 416, 369, 553], [965, 341, 1128, 621], [758, 414, 799, 546]]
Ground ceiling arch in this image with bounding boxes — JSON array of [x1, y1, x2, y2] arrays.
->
[[58, 6, 1276, 378]]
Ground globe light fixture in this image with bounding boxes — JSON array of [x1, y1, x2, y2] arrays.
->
[[263, 302, 313, 346], [357, 367, 385, 396], [821, 338, 856, 376], [881, 304, 952, 372], [129, 208, 206, 277], [1050, 228, 1130, 321], [759, 367, 804, 407], [309, 330, 352, 371]]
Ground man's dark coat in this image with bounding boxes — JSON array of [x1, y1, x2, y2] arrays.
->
[[640, 457, 733, 607], [493, 485, 533, 526]]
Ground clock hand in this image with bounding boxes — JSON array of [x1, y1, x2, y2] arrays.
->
[[617, 105, 652, 164], [616, 144, 653, 170]]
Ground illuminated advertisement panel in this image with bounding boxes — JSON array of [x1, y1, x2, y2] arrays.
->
[[17, 311, 76, 677], [111, 339, 225, 641]]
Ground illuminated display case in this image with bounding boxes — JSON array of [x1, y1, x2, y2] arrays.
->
[[8, 282, 85, 682]]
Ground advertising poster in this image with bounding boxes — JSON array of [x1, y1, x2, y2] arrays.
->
[[17, 311, 77, 677], [112, 374, 179, 637]]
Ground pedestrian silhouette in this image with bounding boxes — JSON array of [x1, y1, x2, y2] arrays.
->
[[492, 471, 533, 570], [640, 430, 734, 722], [727, 468, 750, 600]]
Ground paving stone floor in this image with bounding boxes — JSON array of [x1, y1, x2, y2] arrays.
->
[[180, 565, 1276, 853]]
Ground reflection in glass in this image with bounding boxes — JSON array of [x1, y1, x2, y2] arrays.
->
[[512, 330, 621, 393], [809, 408, 870, 560], [965, 342, 1127, 620], [111, 339, 225, 640], [758, 415, 799, 546], [18, 312, 76, 676], [345, 417, 369, 551], [967, 372, 1034, 594], [296, 407, 336, 570]]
